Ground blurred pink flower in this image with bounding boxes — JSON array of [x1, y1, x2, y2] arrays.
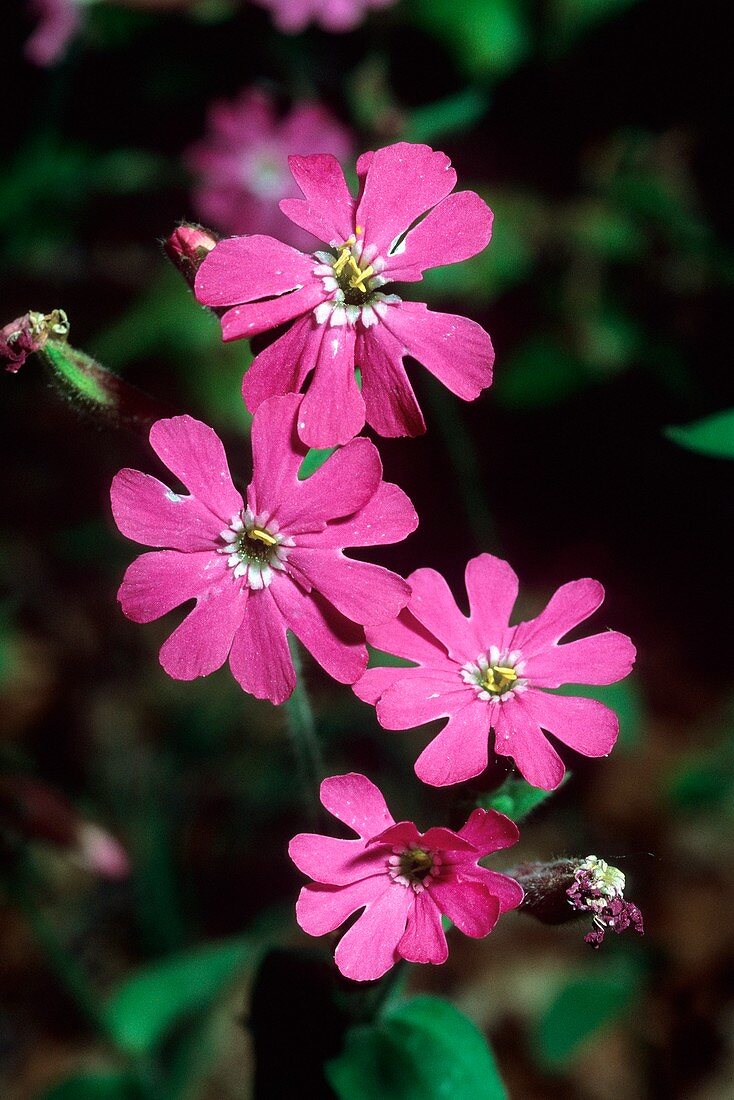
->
[[187, 89, 353, 251], [110, 394, 417, 704], [289, 772, 522, 981], [254, 0, 395, 34], [195, 142, 494, 448], [25, 0, 83, 67], [355, 553, 636, 791]]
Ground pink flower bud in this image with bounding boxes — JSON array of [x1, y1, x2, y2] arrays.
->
[[163, 223, 219, 287]]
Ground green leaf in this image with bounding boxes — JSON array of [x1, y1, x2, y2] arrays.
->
[[409, 0, 530, 80], [494, 339, 588, 409], [481, 775, 566, 821], [299, 447, 335, 479], [104, 936, 256, 1055], [367, 646, 415, 669], [665, 409, 734, 460], [327, 995, 507, 1099], [41, 1073, 143, 1100], [555, 680, 644, 749], [547, 0, 641, 53], [404, 89, 489, 143], [533, 961, 640, 1069]]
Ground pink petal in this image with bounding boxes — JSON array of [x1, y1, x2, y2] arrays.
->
[[297, 325, 365, 447], [355, 143, 456, 257], [280, 154, 357, 245], [194, 235, 315, 308], [159, 578, 248, 681], [111, 470, 222, 551], [408, 567, 479, 663], [365, 608, 457, 669], [375, 668, 470, 729], [248, 393, 307, 522], [228, 589, 295, 704], [428, 880, 499, 939], [414, 701, 490, 787], [398, 894, 448, 965], [519, 689, 619, 757], [270, 579, 367, 684], [118, 550, 226, 623], [334, 881, 410, 981], [512, 579, 606, 659], [465, 554, 519, 650], [353, 665, 408, 706], [296, 876, 388, 937], [288, 834, 388, 885], [242, 314, 324, 414], [318, 772, 395, 838], [149, 416, 243, 523], [459, 866, 524, 913], [380, 301, 493, 401], [457, 808, 520, 857], [298, 481, 418, 549], [385, 191, 493, 283], [219, 281, 326, 342], [284, 436, 382, 530], [356, 326, 426, 438], [420, 827, 477, 853], [524, 631, 637, 688], [369, 820, 421, 848], [287, 550, 410, 627], [492, 700, 565, 791]]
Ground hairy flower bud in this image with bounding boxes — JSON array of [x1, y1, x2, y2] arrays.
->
[[163, 222, 219, 288]]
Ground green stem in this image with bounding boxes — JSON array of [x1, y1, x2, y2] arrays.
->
[[284, 637, 326, 822]]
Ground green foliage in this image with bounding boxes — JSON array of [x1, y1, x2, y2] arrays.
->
[[404, 89, 490, 143], [533, 959, 641, 1069], [41, 1073, 144, 1100], [481, 774, 567, 821], [547, 0, 641, 53], [409, 0, 529, 80], [104, 936, 256, 1055], [366, 646, 415, 669], [327, 995, 507, 1099], [299, 447, 335, 479], [665, 409, 734, 460], [494, 339, 589, 409]]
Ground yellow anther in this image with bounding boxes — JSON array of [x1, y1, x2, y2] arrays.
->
[[346, 255, 374, 293], [356, 225, 363, 235], [494, 666, 518, 681], [248, 527, 278, 547], [480, 665, 518, 695], [332, 246, 352, 276]]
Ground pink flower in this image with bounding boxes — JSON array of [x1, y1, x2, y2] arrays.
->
[[289, 772, 523, 981], [355, 553, 636, 791], [110, 393, 417, 704], [25, 0, 82, 67], [253, 0, 396, 34], [186, 89, 353, 252], [194, 141, 494, 448]]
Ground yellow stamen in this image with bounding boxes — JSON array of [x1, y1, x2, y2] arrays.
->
[[248, 527, 278, 547], [480, 665, 518, 695], [332, 246, 352, 276], [346, 255, 374, 292]]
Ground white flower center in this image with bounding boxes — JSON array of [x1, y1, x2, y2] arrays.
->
[[461, 646, 528, 704], [312, 231, 401, 328], [387, 843, 441, 894], [217, 507, 293, 590]]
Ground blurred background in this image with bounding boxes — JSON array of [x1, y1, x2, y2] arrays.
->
[[1, 0, 733, 1096]]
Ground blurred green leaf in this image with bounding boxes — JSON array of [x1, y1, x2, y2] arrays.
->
[[547, 0, 640, 53], [481, 774, 567, 821], [568, 204, 645, 262], [405, 89, 489, 143], [41, 1073, 143, 1100], [299, 447, 335, 479], [367, 646, 415, 669], [555, 680, 644, 749], [665, 409, 734, 460], [409, 0, 530, 80], [533, 959, 640, 1069], [495, 339, 588, 408], [327, 995, 507, 1099], [105, 936, 256, 1055]]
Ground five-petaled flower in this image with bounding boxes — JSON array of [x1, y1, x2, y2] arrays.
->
[[253, 0, 396, 34], [355, 553, 636, 791], [110, 393, 417, 704], [186, 88, 353, 252], [289, 772, 523, 981], [194, 142, 494, 448]]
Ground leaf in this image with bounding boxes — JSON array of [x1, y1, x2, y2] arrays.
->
[[327, 995, 507, 1099], [665, 409, 734, 460], [494, 339, 588, 409], [104, 936, 256, 1055], [409, 0, 530, 80], [367, 646, 415, 670], [481, 775, 567, 821], [547, 0, 641, 53], [41, 1073, 143, 1100], [404, 89, 489, 143], [299, 447, 335, 480], [533, 960, 640, 1069]]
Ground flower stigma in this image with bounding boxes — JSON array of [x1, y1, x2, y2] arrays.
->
[[217, 507, 293, 589]]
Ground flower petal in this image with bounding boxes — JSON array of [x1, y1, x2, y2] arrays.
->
[[398, 893, 448, 965], [459, 866, 524, 913], [159, 577, 248, 681], [492, 699, 565, 791], [524, 631, 636, 688], [465, 554, 519, 650], [219, 280, 326, 342], [318, 772, 395, 838], [519, 689, 619, 757], [280, 154, 357, 245], [353, 665, 408, 706], [414, 701, 490, 787], [379, 301, 493, 401], [111, 470, 222, 550], [270, 580, 367, 685], [375, 667, 469, 729], [408, 567, 479, 663], [288, 834, 387, 886], [242, 314, 325, 414], [355, 143, 456, 257], [148, 416, 243, 523], [298, 481, 418, 549], [297, 324, 365, 447], [285, 436, 382, 530], [356, 325, 426, 438], [295, 876, 388, 937], [385, 191, 493, 282], [334, 881, 409, 981], [428, 879, 499, 939], [288, 549, 410, 627], [511, 579, 606, 659], [118, 550, 226, 623], [194, 235, 315, 308], [248, 393, 307, 522], [457, 807, 520, 857], [228, 588, 295, 704], [366, 609, 456, 669]]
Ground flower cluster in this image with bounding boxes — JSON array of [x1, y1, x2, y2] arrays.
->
[[567, 856, 645, 947]]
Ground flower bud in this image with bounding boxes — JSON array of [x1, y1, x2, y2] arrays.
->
[[163, 222, 219, 288], [1, 310, 69, 373]]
